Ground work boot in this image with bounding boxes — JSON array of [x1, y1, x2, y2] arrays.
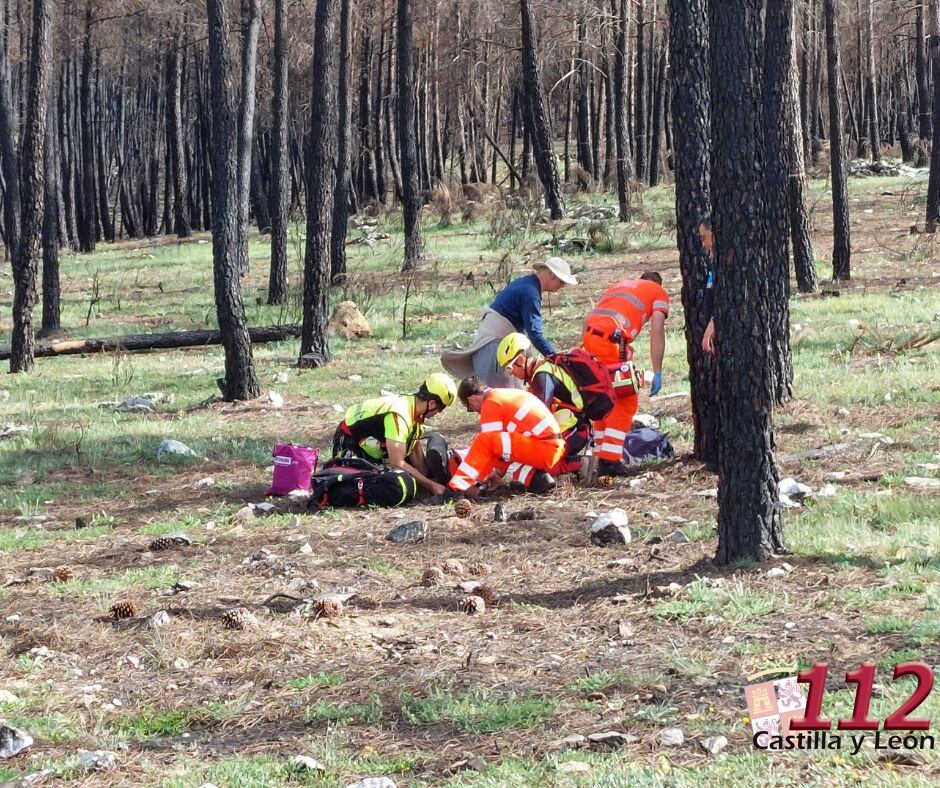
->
[[597, 459, 633, 477], [528, 470, 556, 495], [425, 433, 451, 484]]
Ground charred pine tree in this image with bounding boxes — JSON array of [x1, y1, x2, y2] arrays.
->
[[249, 138, 270, 232], [925, 1, 940, 229], [206, 0, 260, 400], [668, 0, 717, 466], [635, 0, 648, 183], [0, 0, 20, 257], [613, 0, 632, 221], [917, 1, 931, 141], [863, 0, 881, 162], [267, 0, 289, 305], [41, 94, 61, 336], [825, 0, 852, 279], [649, 38, 668, 187], [331, 0, 352, 283], [397, 0, 425, 270], [519, 0, 564, 219], [168, 25, 190, 238], [357, 9, 377, 201], [299, 0, 341, 366], [575, 18, 593, 177], [236, 0, 261, 271], [710, 0, 784, 564], [11, 0, 53, 373], [94, 56, 114, 243], [78, 4, 96, 252]]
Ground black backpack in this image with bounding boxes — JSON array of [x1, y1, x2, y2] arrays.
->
[[545, 348, 616, 421], [308, 457, 418, 509]]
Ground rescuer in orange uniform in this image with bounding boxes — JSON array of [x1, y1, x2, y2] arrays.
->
[[582, 272, 669, 476], [447, 377, 565, 496]]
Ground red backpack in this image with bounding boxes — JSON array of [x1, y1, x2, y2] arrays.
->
[[545, 348, 616, 422]]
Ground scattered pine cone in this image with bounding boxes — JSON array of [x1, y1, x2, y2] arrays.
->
[[468, 562, 491, 577], [221, 607, 253, 630], [475, 585, 497, 606], [458, 595, 485, 615], [442, 559, 465, 576], [313, 597, 344, 620], [109, 600, 138, 620], [148, 536, 176, 551], [51, 566, 74, 583], [453, 498, 473, 518], [421, 567, 446, 587]]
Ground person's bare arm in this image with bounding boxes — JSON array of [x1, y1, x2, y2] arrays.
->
[[410, 440, 429, 475], [387, 440, 444, 495], [702, 319, 716, 355], [649, 311, 666, 371]]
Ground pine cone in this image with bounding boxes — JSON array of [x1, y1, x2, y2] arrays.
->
[[149, 536, 176, 551], [221, 607, 253, 630], [476, 585, 497, 606], [442, 559, 464, 576], [454, 498, 473, 518], [109, 600, 138, 620], [458, 595, 485, 614], [468, 562, 491, 577], [313, 598, 344, 619], [51, 566, 74, 583], [421, 568, 446, 587]]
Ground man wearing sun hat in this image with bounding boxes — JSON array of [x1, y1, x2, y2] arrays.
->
[[441, 257, 578, 387]]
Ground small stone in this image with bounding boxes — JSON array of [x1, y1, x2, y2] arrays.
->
[[387, 520, 427, 544], [507, 507, 536, 522], [658, 728, 685, 747], [77, 750, 118, 770], [291, 755, 326, 771], [233, 506, 254, 524], [666, 531, 689, 544], [0, 723, 32, 757], [817, 483, 837, 497], [721, 635, 735, 645], [276, 371, 291, 384], [700, 735, 728, 755], [550, 734, 588, 751], [825, 471, 847, 481], [835, 407, 850, 417], [332, 404, 345, 413], [0, 690, 19, 704], [442, 559, 464, 575], [194, 477, 215, 488], [345, 778, 397, 788], [694, 488, 718, 498], [172, 657, 190, 670], [493, 503, 507, 523], [253, 502, 278, 514], [348, 374, 363, 382], [421, 568, 446, 587], [617, 621, 635, 638], [781, 562, 794, 572], [778, 477, 812, 504], [784, 622, 796, 630], [556, 761, 593, 777], [156, 439, 196, 461], [150, 610, 171, 627], [457, 580, 483, 594], [587, 731, 637, 750], [591, 510, 631, 547], [288, 515, 301, 528], [905, 476, 940, 489], [298, 543, 314, 555], [766, 567, 787, 578], [266, 390, 284, 408]]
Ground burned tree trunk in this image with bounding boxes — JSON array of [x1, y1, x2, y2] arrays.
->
[[0, 0, 20, 257], [11, 0, 53, 373], [78, 4, 97, 252], [709, 0, 784, 565], [668, 0, 717, 466], [331, 0, 352, 283], [267, 0, 289, 306], [649, 39, 668, 187], [825, 0, 851, 280], [206, 0, 260, 400], [613, 0, 633, 221], [299, 0, 341, 366], [917, 1, 931, 141], [168, 25, 190, 238], [863, 0, 881, 162], [397, 0, 425, 270], [519, 0, 564, 219], [925, 1, 940, 229], [236, 0, 261, 271], [635, 0, 648, 183], [41, 94, 61, 336], [575, 19, 594, 177]]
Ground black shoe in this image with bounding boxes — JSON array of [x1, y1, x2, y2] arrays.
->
[[597, 459, 632, 477], [529, 471, 556, 494], [425, 433, 451, 484]]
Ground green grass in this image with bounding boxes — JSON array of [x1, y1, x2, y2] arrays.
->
[[303, 693, 384, 726], [50, 564, 179, 597], [110, 706, 213, 740], [400, 686, 558, 734], [285, 672, 346, 690]]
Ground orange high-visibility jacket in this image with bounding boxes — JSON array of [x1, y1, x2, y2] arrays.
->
[[479, 388, 562, 444], [583, 278, 670, 343]]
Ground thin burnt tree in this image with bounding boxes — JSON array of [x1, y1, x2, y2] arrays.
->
[[635, 0, 648, 183], [42, 94, 61, 336], [236, 0, 261, 270], [925, 0, 940, 229], [863, 0, 881, 162], [668, 0, 717, 466], [299, 0, 341, 366], [78, 4, 96, 252], [332, 0, 353, 283], [398, 0, 425, 271], [11, 0, 54, 373], [168, 24, 190, 238], [612, 0, 632, 221], [710, 0, 784, 565], [267, 0, 289, 305], [917, 1, 931, 142], [825, 0, 852, 279], [0, 0, 20, 257], [206, 0, 260, 400], [520, 0, 564, 219]]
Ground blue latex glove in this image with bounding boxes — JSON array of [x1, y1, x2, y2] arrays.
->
[[650, 370, 663, 396]]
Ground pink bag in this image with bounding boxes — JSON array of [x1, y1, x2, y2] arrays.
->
[[267, 444, 319, 496]]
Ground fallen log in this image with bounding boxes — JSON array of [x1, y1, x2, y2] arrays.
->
[[0, 325, 302, 361]]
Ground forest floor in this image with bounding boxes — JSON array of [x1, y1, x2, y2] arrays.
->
[[0, 174, 939, 787]]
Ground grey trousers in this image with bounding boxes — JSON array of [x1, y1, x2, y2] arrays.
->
[[472, 339, 519, 388]]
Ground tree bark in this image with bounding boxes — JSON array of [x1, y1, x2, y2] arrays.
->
[[299, 0, 341, 366], [709, 0, 784, 565], [207, 0, 260, 400], [0, 0, 20, 258], [668, 0, 717, 466], [649, 38, 668, 187], [267, 0, 289, 306], [169, 25, 190, 238], [925, 1, 940, 229], [331, 0, 352, 283], [519, 0, 564, 219], [236, 0, 261, 272], [635, 0, 648, 183], [863, 0, 881, 162], [613, 0, 633, 221], [917, 1, 932, 140], [78, 4, 97, 252], [41, 92, 61, 336], [576, 19, 594, 177], [397, 0, 425, 269], [825, 0, 852, 279], [10, 0, 53, 373]]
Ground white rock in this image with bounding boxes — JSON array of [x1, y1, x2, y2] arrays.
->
[[817, 483, 837, 497], [847, 319, 860, 329], [194, 477, 215, 488], [332, 404, 345, 413], [292, 755, 326, 771], [233, 506, 255, 524], [299, 543, 314, 555], [781, 562, 794, 572], [858, 432, 894, 445], [556, 761, 593, 777], [150, 610, 171, 627], [592, 509, 629, 529], [348, 374, 363, 382], [694, 488, 718, 498], [700, 735, 728, 755], [0, 723, 32, 757], [345, 779, 397, 788], [172, 657, 190, 670], [78, 750, 117, 770], [276, 371, 291, 384], [778, 477, 812, 503], [917, 463, 940, 472], [835, 407, 850, 417], [905, 476, 940, 489], [825, 471, 847, 481], [253, 502, 278, 514], [266, 390, 284, 408], [288, 515, 301, 528], [632, 414, 659, 429], [156, 439, 196, 460], [666, 531, 690, 544], [658, 728, 685, 747], [784, 622, 796, 630], [766, 567, 787, 578], [0, 690, 19, 704], [721, 635, 735, 645]]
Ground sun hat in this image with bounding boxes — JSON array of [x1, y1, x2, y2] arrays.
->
[[533, 256, 578, 286]]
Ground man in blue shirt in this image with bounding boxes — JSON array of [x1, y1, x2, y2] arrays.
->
[[442, 257, 578, 386]]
